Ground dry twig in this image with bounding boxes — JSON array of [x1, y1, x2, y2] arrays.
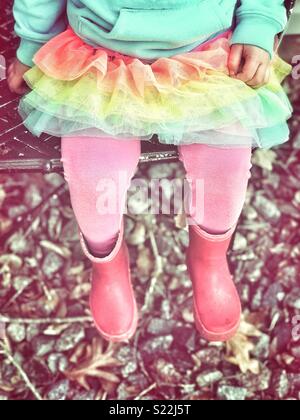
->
[[0, 341, 43, 401]]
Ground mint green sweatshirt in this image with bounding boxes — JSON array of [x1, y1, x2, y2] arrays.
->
[[13, 0, 288, 67]]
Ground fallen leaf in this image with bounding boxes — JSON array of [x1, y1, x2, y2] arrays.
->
[[39, 240, 71, 258], [0, 215, 12, 235], [252, 149, 277, 171], [70, 282, 91, 300], [127, 222, 146, 246], [43, 324, 69, 336], [65, 337, 122, 390], [174, 212, 187, 229], [137, 247, 154, 277], [225, 316, 262, 375], [182, 307, 194, 324]]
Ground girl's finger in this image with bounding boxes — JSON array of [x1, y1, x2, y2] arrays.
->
[[264, 66, 271, 85], [228, 44, 244, 77], [236, 56, 260, 83], [247, 64, 268, 88]]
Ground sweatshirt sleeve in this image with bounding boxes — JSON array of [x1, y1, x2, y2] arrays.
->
[[13, 0, 67, 67], [230, 0, 288, 58]]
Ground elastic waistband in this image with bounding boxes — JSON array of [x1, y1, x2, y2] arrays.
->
[[67, 25, 232, 64]]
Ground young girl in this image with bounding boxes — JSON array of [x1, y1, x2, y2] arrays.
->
[[8, 0, 292, 343]]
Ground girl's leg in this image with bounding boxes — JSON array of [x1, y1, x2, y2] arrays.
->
[[61, 136, 141, 256], [61, 135, 141, 342], [178, 144, 252, 233], [178, 143, 252, 341]]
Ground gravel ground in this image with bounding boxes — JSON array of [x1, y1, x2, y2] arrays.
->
[[0, 13, 300, 403]]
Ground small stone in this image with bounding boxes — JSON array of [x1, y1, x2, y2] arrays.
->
[[117, 382, 132, 400], [127, 188, 150, 214], [156, 235, 174, 257], [12, 275, 32, 292], [154, 358, 181, 383], [196, 370, 223, 388], [217, 385, 248, 401], [127, 373, 149, 390], [181, 307, 194, 324], [26, 325, 40, 341], [251, 287, 264, 311], [252, 333, 270, 359], [147, 318, 176, 335], [278, 265, 298, 289], [47, 380, 70, 401], [240, 366, 271, 393], [291, 345, 300, 359], [44, 173, 64, 187], [48, 208, 62, 239], [24, 184, 43, 209], [8, 205, 27, 220], [142, 335, 174, 354], [67, 302, 85, 317], [293, 132, 300, 149], [124, 218, 135, 236], [263, 284, 284, 308], [194, 348, 222, 368], [8, 232, 33, 255], [272, 370, 290, 399], [32, 336, 56, 357], [172, 326, 196, 352], [270, 323, 292, 355], [177, 229, 189, 248], [288, 373, 300, 391], [294, 190, 300, 204], [7, 324, 26, 343], [286, 288, 300, 310], [47, 353, 69, 374], [233, 233, 248, 251], [121, 361, 138, 378], [48, 194, 60, 207], [239, 284, 251, 303], [161, 299, 172, 320], [245, 206, 258, 220], [252, 149, 277, 171], [116, 345, 132, 363], [72, 390, 96, 401], [42, 252, 64, 278], [26, 358, 52, 385], [148, 163, 174, 179], [245, 261, 264, 283], [253, 195, 281, 222], [55, 324, 85, 352], [61, 219, 78, 242], [127, 223, 146, 246]]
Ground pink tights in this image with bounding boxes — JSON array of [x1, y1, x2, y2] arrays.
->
[[61, 136, 252, 256]]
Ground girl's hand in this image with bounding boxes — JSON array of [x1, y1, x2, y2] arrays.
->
[[228, 44, 271, 88], [7, 58, 30, 94]]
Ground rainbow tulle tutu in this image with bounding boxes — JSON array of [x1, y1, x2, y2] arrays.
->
[[19, 27, 293, 148]]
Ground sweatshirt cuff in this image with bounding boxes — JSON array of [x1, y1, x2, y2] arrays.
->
[[16, 38, 44, 67], [230, 17, 281, 58]]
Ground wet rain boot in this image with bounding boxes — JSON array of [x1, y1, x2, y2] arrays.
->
[[78, 220, 138, 342], [187, 224, 241, 342]]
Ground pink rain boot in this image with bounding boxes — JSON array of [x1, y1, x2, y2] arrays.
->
[[187, 224, 241, 342], [78, 221, 138, 342]]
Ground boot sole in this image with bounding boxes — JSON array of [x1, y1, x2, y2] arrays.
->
[[90, 295, 139, 343], [193, 304, 241, 342]]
